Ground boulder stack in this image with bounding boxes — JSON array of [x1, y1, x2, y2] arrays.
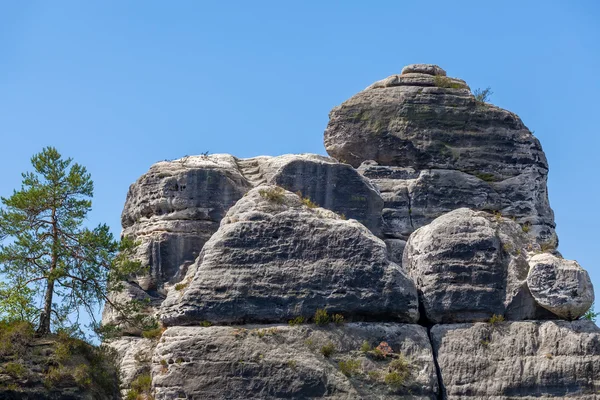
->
[[103, 64, 598, 399]]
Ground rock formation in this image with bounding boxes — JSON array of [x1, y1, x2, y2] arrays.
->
[[104, 64, 598, 399], [160, 185, 418, 326], [103, 154, 383, 331], [325, 64, 555, 262]]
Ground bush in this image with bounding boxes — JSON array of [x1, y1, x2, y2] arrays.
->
[[338, 358, 361, 376], [320, 342, 335, 358], [582, 303, 599, 322], [259, 187, 286, 204], [174, 282, 187, 291], [360, 341, 372, 352], [434, 75, 465, 89], [288, 316, 306, 326], [142, 326, 164, 339], [332, 314, 344, 325], [127, 373, 153, 400], [314, 309, 330, 326], [489, 314, 505, 325], [473, 87, 493, 103], [199, 321, 212, 327], [384, 371, 406, 389], [4, 362, 27, 378], [0, 320, 34, 357], [301, 197, 319, 208]]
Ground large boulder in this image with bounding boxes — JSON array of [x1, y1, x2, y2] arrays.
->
[[152, 323, 438, 399], [403, 208, 555, 323], [160, 185, 419, 326], [431, 320, 600, 399], [326, 64, 556, 244], [527, 253, 595, 320]]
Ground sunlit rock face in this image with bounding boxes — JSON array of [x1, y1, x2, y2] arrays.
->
[[160, 185, 418, 326], [325, 64, 556, 247], [103, 64, 598, 400]]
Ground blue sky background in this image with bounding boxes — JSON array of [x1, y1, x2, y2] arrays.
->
[[1, 1, 598, 323]]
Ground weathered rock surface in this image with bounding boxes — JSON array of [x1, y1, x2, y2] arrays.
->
[[106, 336, 154, 389], [160, 185, 419, 326], [120, 154, 252, 295], [104, 154, 384, 331], [326, 64, 556, 244], [528, 254, 595, 320], [403, 208, 555, 323], [152, 323, 438, 399], [101, 64, 599, 400], [431, 320, 600, 399]]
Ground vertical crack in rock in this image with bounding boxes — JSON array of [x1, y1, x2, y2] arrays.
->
[[427, 326, 445, 400]]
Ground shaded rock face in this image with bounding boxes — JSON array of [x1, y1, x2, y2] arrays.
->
[[103, 154, 383, 331], [403, 208, 556, 324], [160, 185, 418, 326], [528, 253, 595, 320], [120, 154, 252, 295], [152, 323, 438, 400], [261, 154, 384, 236], [326, 64, 556, 245], [431, 320, 600, 399]]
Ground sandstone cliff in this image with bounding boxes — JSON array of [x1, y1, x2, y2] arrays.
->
[[104, 64, 598, 400]]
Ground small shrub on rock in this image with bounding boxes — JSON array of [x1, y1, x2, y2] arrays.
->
[[332, 314, 344, 325], [489, 314, 505, 325], [320, 342, 335, 358], [338, 358, 361, 377], [288, 316, 306, 326], [473, 87, 493, 103], [142, 326, 164, 339], [302, 198, 318, 208], [360, 341, 372, 352], [314, 309, 330, 325], [434, 75, 465, 89], [259, 187, 286, 204], [127, 373, 153, 400], [4, 362, 27, 379]]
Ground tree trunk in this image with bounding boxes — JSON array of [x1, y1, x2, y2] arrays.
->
[[37, 279, 54, 335], [37, 206, 58, 336]]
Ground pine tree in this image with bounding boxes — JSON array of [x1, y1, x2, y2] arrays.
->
[[0, 147, 142, 335]]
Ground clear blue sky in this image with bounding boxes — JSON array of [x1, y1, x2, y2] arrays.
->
[[1, 1, 598, 318]]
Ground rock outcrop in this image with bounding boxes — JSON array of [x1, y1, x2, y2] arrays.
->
[[104, 154, 383, 331], [160, 185, 418, 326], [326, 64, 556, 246], [102, 64, 598, 400], [431, 320, 600, 399], [152, 323, 438, 399]]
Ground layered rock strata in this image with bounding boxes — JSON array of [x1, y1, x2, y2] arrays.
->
[[104, 154, 383, 330], [403, 208, 556, 323], [431, 320, 600, 399], [103, 64, 599, 400], [152, 324, 438, 400], [160, 185, 418, 326], [326, 64, 556, 248]]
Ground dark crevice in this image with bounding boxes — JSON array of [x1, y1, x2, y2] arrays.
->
[[427, 325, 445, 400]]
